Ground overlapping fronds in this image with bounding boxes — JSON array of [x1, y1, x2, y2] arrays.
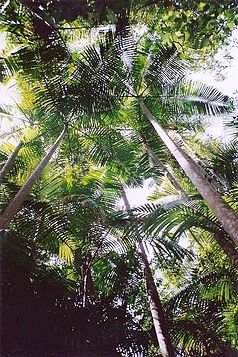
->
[[145, 45, 188, 90], [0, 1, 31, 38], [92, 250, 143, 301], [152, 235, 193, 267], [172, 319, 225, 356], [165, 269, 238, 356], [137, 197, 222, 239], [166, 270, 237, 312], [68, 43, 126, 115], [109, 204, 192, 269], [1, 175, 139, 263], [206, 140, 238, 188], [168, 80, 231, 116], [76, 124, 136, 167]]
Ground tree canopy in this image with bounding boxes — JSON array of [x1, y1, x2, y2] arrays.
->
[[0, 1, 238, 357]]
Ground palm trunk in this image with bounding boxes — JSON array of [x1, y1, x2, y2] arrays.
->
[[0, 126, 67, 229], [213, 232, 238, 268], [0, 142, 22, 183], [143, 137, 238, 266], [19, 0, 57, 29], [121, 187, 175, 357], [138, 243, 175, 357], [143, 142, 187, 198], [140, 101, 238, 247], [176, 133, 232, 190]]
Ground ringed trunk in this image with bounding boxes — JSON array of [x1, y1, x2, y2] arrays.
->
[[143, 142, 187, 198], [121, 187, 175, 357], [0, 126, 67, 229], [140, 101, 238, 247], [138, 242, 175, 357], [0, 142, 22, 182]]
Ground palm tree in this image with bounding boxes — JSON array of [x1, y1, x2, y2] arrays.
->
[[165, 269, 238, 356], [138, 101, 238, 246], [121, 185, 176, 357], [0, 142, 22, 182], [1, 229, 149, 357], [0, 125, 67, 228], [1, 140, 147, 354], [3, 6, 238, 247], [0, 127, 189, 356], [0, 6, 236, 353], [60, 30, 238, 250]]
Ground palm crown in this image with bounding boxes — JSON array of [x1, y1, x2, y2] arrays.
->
[[1, 5, 238, 357]]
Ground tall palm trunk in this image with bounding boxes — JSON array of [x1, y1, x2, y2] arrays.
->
[[176, 133, 232, 191], [0, 126, 67, 229], [138, 243, 175, 357], [143, 138, 238, 266], [139, 101, 238, 247], [213, 233, 238, 267], [121, 187, 175, 357], [143, 141, 187, 198], [0, 142, 22, 183]]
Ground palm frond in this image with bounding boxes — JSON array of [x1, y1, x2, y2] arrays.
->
[[207, 140, 238, 188], [137, 197, 223, 240], [145, 45, 188, 90], [165, 269, 238, 356], [166, 270, 237, 313], [168, 80, 231, 117], [68, 43, 126, 115]]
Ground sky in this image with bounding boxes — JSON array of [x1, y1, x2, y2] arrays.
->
[[190, 35, 238, 97]]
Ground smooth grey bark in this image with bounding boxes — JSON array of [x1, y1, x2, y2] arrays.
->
[[140, 101, 238, 247], [176, 133, 232, 191], [143, 141, 187, 198], [141, 132, 238, 265], [0, 126, 67, 229], [0, 142, 22, 183], [144, 142, 238, 267], [138, 243, 175, 357], [121, 187, 175, 357]]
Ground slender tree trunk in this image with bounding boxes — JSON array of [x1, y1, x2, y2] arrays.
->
[[143, 141, 187, 198], [121, 187, 175, 357], [19, 0, 57, 29], [141, 129, 238, 265], [176, 133, 232, 190], [213, 232, 238, 268], [0, 126, 67, 229], [81, 255, 98, 308], [0, 142, 22, 183], [139, 101, 238, 247], [142, 135, 238, 266], [138, 243, 175, 357]]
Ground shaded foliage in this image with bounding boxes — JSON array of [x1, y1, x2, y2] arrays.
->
[[0, 230, 149, 357]]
